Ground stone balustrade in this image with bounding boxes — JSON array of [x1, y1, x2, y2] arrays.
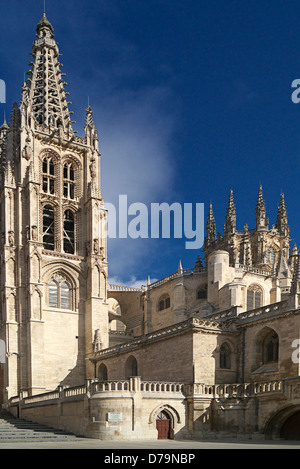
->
[[108, 284, 143, 292], [8, 377, 289, 410], [186, 380, 283, 398]]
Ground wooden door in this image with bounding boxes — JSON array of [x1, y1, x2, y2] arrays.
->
[[156, 411, 171, 439]]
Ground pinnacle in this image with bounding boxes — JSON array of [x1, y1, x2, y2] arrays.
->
[[25, 16, 73, 132], [224, 189, 236, 234], [276, 192, 288, 235], [255, 184, 266, 228], [36, 12, 54, 36], [227, 189, 236, 214], [256, 185, 265, 209], [291, 255, 300, 293], [0, 113, 8, 129], [206, 203, 216, 243]]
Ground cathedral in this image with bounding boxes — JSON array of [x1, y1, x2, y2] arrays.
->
[[0, 13, 300, 441]]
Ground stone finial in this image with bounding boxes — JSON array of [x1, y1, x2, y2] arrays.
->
[[291, 255, 300, 294], [93, 329, 102, 353], [276, 193, 289, 237], [256, 185, 266, 229], [206, 203, 216, 244], [224, 189, 236, 235]]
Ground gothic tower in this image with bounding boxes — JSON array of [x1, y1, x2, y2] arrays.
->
[[0, 14, 109, 401]]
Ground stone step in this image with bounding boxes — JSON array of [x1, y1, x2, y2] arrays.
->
[[0, 411, 83, 441]]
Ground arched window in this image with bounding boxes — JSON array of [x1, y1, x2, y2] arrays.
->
[[42, 157, 55, 194], [220, 343, 231, 369], [43, 205, 55, 251], [197, 287, 207, 299], [125, 355, 138, 378], [266, 248, 275, 268], [247, 285, 262, 310], [63, 162, 75, 200], [63, 210, 75, 254], [60, 282, 70, 309], [98, 363, 108, 381], [48, 275, 71, 310], [49, 280, 58, 307], [158, 295, 171, 311], [263, 330, 279, 364]]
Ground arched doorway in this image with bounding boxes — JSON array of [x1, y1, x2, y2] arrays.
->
[[280, 411, 300, 440], [156, 410, 172, 440]]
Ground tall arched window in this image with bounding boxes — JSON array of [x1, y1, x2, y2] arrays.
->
[[63, 162, 75, 200], [266, 248, 275, 268], [60, 282, 70, 309], [98, 363, 108, 381], [43, 205, 55, 251], [63, 210, 75, 254], [247, 285, 262, 310], [263, 330, 279, 364], [48, 275, 71, 310], [49, 280, 58, 307], [125, 355, 138, 378], [220, 343, 231, 369], [42, 157, 55, 194]]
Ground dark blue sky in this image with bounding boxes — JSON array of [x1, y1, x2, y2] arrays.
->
[[1, 0, 300, 286]]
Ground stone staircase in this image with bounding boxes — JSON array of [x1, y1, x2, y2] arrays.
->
[[0, 410, 83, 442]]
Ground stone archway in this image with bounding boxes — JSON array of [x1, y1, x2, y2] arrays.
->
[[280, 411, 300, 440], [264, 405, 300, 440]]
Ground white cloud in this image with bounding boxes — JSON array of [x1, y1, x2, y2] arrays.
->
[[73, 20, 180, 283], [92, 85, 178, 282], [99, 86, 176, 205], [108, 275, 158, 290]]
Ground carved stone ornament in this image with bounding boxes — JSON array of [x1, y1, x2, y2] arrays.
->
[[90, 157, 96, 179], [22, 145, 32, 161], [93, 238, 99, 254], [93, 329, 102, 353], [8, 231, 14, 246], [31, 225, 38, 241]]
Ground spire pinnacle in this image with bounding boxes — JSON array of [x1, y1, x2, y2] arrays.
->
[[224, 189, 236, 235], [206, 203, 216, 244], [24, 15, 73, 132], [256, 185, 267, 229], [36, 12, 54, 38], [1, 111, 8, 129], [291, 255, 300, 294], [276, 192, 289, 236]]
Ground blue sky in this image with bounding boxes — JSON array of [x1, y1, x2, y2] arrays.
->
[[1, 0, 300, 286]]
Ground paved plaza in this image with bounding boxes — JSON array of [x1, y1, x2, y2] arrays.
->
[[0, 438, 299, 450]]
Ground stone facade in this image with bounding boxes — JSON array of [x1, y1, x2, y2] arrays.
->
[[0, 14, 109, 401], [1, 14, 300, 441]]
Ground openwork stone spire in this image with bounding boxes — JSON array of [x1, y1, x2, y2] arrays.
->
[[206, 203, 216, 244], [240, 224, 252, 266], [291, 254, 300, 294], [24, 13, 74, 131], [255, 185, 267, 229], [276, 193, 289, 236], [224, 189, 236, 235]]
